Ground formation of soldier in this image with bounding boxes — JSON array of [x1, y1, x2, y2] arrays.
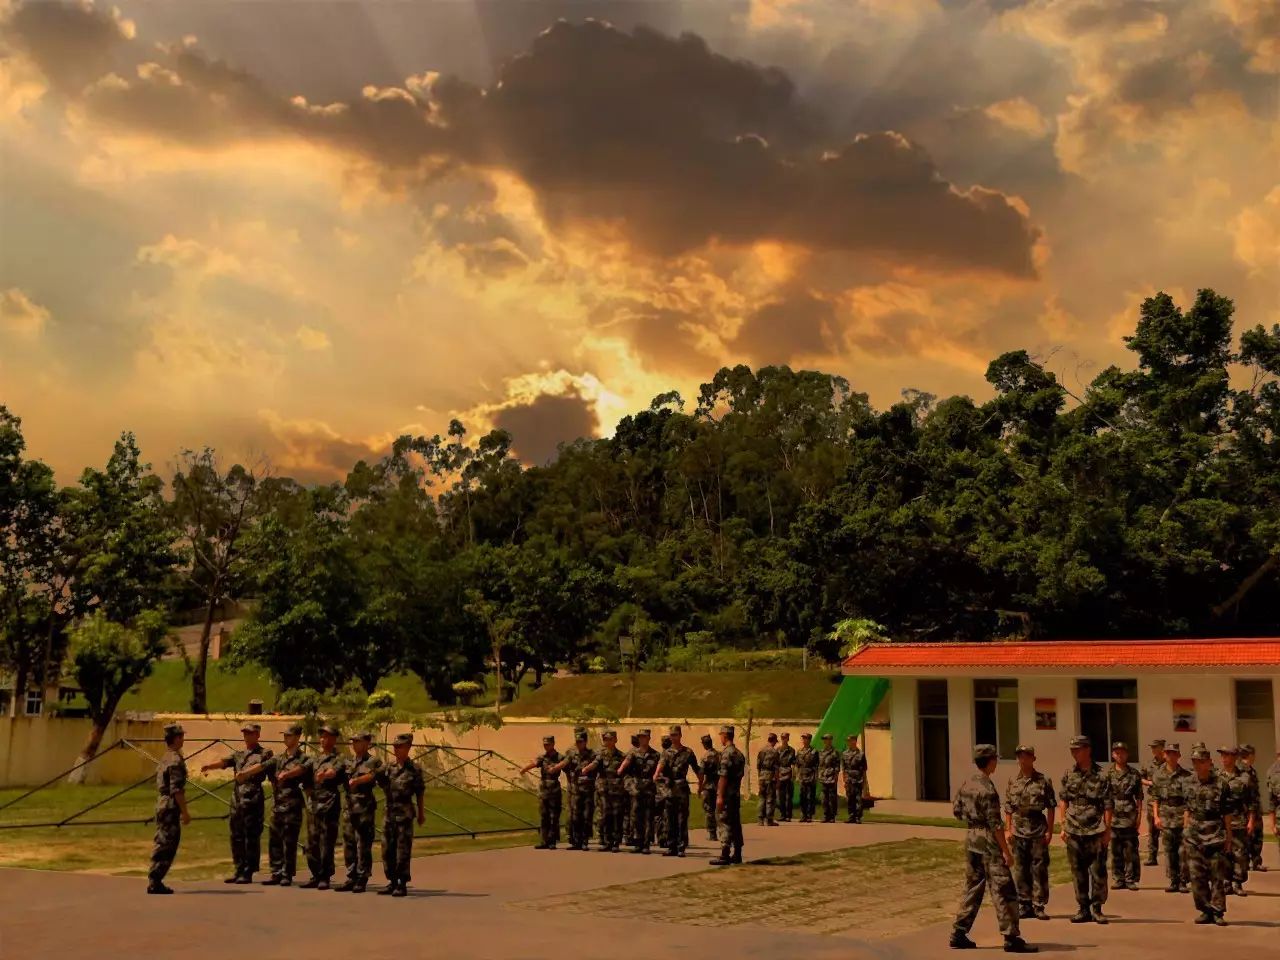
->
[[951, 735, 1277, 953]]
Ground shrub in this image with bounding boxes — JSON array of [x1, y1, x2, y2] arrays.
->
[[451, 680, 484, 705]]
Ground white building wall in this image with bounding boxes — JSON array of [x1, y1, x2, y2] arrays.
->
[[890, 677, 918, 802], [1138, 675, 1236, 752], [947, 677, 975, 797]]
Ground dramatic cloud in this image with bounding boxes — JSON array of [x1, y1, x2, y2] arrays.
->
[[734, 291, 835, 364], [494, 389, 600, 465], [0, 286, 49, 339]]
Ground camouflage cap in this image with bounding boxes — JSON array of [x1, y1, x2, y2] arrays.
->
[[573, 727, 588, 740], [718, 724, 734, 735], [1111, 741, 1129, 752], [1165, 742, 1181, 753], [973, 743, 998, 762], [542, 735, 555, 745], [1216, 745, 1238, 755], [283, 722, 304, 736], [1238, 743, 1255, 755], [700, 734, 714, 745], [800, 732, 812, 740], [820, 733, 833, 740], [637, 728, 651, 736], [767, 733, 777, 742], [1189, 746, 1212, 761], [668, 725, 682, 736], [350, 730, 373, 742], [393, 732, 413, 746], [779, 732, 790, 739], [846, 733, 857, 741], [1147, 738, 1166, 748], [163, 722, 185, 738], [318, 723, 340, 737], [240, 722, 261, 733], [1014, 744, 1036, 756], [601, 729, 617, 739], [1068, 735, 1091, 749]]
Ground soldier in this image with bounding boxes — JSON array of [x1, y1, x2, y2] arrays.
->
[[1003, 744, 1055, 920], [262, 722, 309, 887], [756, 733, 780, 826], [147, 723, 190, 895], [654, 725, 702, 857], [1057, 734, 1112, 924], [841, 733, 868, 824], [520, 735, 566, 850], [584, 729, 625, 851], [1140, 738, 1166, 866], [949, 743, 1037, 954], [776, 732, 796, 822], [1238, 744, 1266, 873], [1184, 745, 1232, 925], [699, 733, 720, 841], [1217, 746, 1256, 897], [618, 728, 661, 854], [709, 724, 745, 866], [566, 728, 598, 851], [375, 731, 425, 897], [621, 733, 639, 847], [301, 723, 345, 890], [200, 721, 272, 884], [335, 730, 381, 892], [1152, 742, 1192, 893], [818, 733, 840, 822], [1104, 741, 1143, 890], [1268, 749, 1280, 854], [795, 732, 819, 823]]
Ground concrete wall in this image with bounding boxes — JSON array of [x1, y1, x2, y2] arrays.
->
[[0, 716, 165, 787]]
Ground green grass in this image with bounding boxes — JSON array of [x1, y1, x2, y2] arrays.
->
[[504, 670, 843, 719]]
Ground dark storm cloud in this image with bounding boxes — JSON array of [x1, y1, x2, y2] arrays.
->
[[618, 303, 717, 374], [4, 5, 1040, 277], [493, 390, 600, 465], [733, 292, 834, 364]]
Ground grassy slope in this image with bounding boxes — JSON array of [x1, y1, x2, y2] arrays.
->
[[503, 670, 844, 719]]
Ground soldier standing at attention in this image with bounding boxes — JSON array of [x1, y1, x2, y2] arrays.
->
[[618, 728, 661, 854], [1104, 741, 1143, 890], [841, 734, 868, 824], [1184, 745, 1232, 925], [1152, 742, 1192, 892], [583, 729, 625, 851], [1268, 748, 1280, 854], [566, 728, 597, 851], [200, 721, 271, 884], [654, 725, 702, 857], [301, 723, 345, 890], [756, 733, 780, 826], [776, 732, 796, 822], [1218, 746, 1256, 896], [1003, 744, 1055, 921], [654, 734, 673, 850], [335, 730, 381, 892], [699, 733, 720, 841], [818, 733, 841, 823], [710, 725, 745, 866], [796, 733, 819, 823], [1238, 745, 1265, 873], [622, 733, 640, 847], [147, 723, 191, 895], [520, 735, 567, 850], [949, 744, 1037, 953], [262, 722, 309, 887], [1057, 735, 1112, 924], [376, 732, 425, 897], [1140, 738, 1166, 866]]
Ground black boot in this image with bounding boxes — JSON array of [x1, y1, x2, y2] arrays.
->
[[1069, 910, 1090, 923], [224, 874, 241, 884], [377, 882, 397, 895], [261, 875, 282, 886], [234, 874, 253, 885], [391, 881, 407, 898], [333, 879, 356, 892], [1004, 937, 1038, 954], [300, 877, 321, 889], [1090, 906, 1107, 924], [948, 933, 976, 949], [146, 882, 173, 895], [351, 880, 367, 894]]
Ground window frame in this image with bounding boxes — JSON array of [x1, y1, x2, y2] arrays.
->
[[1076, 678, 1138, 753], [24, 688, 43, 717], [974, 678, 1019, 760]]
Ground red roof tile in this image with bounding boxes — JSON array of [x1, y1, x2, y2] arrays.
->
[[842, 639, 1280, 671]]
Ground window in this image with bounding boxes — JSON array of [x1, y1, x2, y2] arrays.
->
[[975, 679, 1018, 759], [1077, 679, 1137, 754], [1235, 680, 1274, 721], [24, 688, 43, 717]]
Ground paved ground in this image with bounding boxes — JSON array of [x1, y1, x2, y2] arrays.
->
[[1, 822, 1276, 959]]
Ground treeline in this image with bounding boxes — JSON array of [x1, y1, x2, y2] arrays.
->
[[2, 289, 1278, 750]]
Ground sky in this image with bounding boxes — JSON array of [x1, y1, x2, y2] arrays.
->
[[0, 0, 1276, 482]]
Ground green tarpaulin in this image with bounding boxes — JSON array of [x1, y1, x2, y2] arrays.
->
[[789, 675, 889, 804]]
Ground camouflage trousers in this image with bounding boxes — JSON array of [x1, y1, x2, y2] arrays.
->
[[1229, 827, 1249, 885], [666, 788, 690, 852], [798, 781, 817, 821], [701, 786, 717, 839], [845, 777, 865, 823], [820, 783, 838, 821], [305, 805, 340, 881], [1011, 835, 1050, 908], [1188, 842, 1228, 917], [717, 795, 743, 860], [1110, 827, 1141, 885], [148, 809, 182, 884], [598, 785, 625, 848], [539, 788, 562, 846], [228, 802, 264, 877], [1247, 819, 1264, 868], [777, 778, 793, 820], [382, 817, 414, 883], [1144, 803, 1160, 862], [1162, 823, 1190, 886], [267, 808, 302, 879], [654, 793, 669, 848], [622, 783, 636, 844], [569, 782, 595, 847], [757, 778, 776, 824], [953, 849, 1019, 939], [1064, 833, 1109, 909], [343, 810, 377, 881], [631, 787, 655, 850]]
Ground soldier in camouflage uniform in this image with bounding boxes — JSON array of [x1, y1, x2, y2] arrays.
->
[[699, 733, 720, 840], [710, 725, 745, 866], [1152, 742, 1192, 892], [566, 728, 597, 851], [950, 743, 1036, 953], [1003, 744, 1055, 920], [622, 733, 639, 846], [655, 725, 702, 857], [584, 729, 625, 851], [1217, 746, 1256, 896], [796, 732, 819, 823], [335, 730, 381, 892], [1140, 738, 1165, 866], [1104, 741, 1142, 890], [1238, 744, 1265, 872], [147, 723, 191, 895], [619, 728, 660, 854], [818, 733, 840, 823], [1058, 735, 1113, 923], [841, 734, 868, 824], [756, 733, 780, 826], [376, 731, 425, 897], [200, 721, 272, 883], [520, 735, 566, 849], [1268, 750, 1280, 857], [776, 732, 796, 822], [301, 723, 345, 890], [262, 722, 309, 887], [654, 734, 672, 849], [1184, 745, 1232, 925]]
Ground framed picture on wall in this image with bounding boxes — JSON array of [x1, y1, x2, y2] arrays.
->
[[1173, 698, 1196, 733], [1035, 698, 1057, 731]]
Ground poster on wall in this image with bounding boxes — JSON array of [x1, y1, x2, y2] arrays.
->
[[1173, 698, 1197, 733], [1035, 698, 1057, 731]]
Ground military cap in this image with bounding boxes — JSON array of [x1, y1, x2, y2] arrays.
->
[[163, 722, 185, 738], [846, 733, 857, 741], [542, 735, 555, 745], [767, 733, 778, 742], [637, 728, 651, 736], [1238, 743, 1255, 755], [284, 722, 304, 736], [1165, 742, 1181, 753], [601, 729, 617, 739], [1189, 746, 1211, 761], [393, 732, 413, 746], [779, 732, 790, 739], [718, 724, 734, 735], [1014, 744, 1036, 756], [350, 730, 373, 742], [821, 733, 833, 741], [1147, 738, 1166, 748], [573, 727, 588, 740], [1216, 745, 1238, 755], [1067, 735, 1091, 749], [700, 734, 714, 745], [973, 744, 998, 762], [240, 722, 261, 733], [800, 732, 812, 740], [318, 723, 340, 737], [1111, 741, 1129, 752], [668, 725, 681, 736]]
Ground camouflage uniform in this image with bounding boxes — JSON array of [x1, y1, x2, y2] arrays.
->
[[1220, 761, 1255, 890], [1004, 769, 1056, 912], [377, 757, 425, 884], [699, 741, 720, 840], [567, 743, 598, 850], [342, 750, 382, 885], [659, 740, 700, 854], [795, 742, 819, 822], [952, 768, 1020, 941], [1184, 769, 1231, 920], [1152, 761, 1193, 888], [622, 736, 638, 845], [841, 744, 868, 823], [305, 747, 345, 883], [594, 742, 626, 851], [625, 742, 661, 852], [266, 748, 309, 881], [776, 741, 796, 821], [1104, 763, 1143, 886], [1239, 751, 1263, 870], [818, 743, 841, 822], [1269, 760, 1280, 859], [715, 739, 746, 863], [148, 747, 187, 885], [533, 749, 563, 848], [756, 742, 779, 825], [227, 743, 272, 879], [1139, 750, 1164, 865], [1059, 761, 1112, 913], [654, 736, 672, 849]]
